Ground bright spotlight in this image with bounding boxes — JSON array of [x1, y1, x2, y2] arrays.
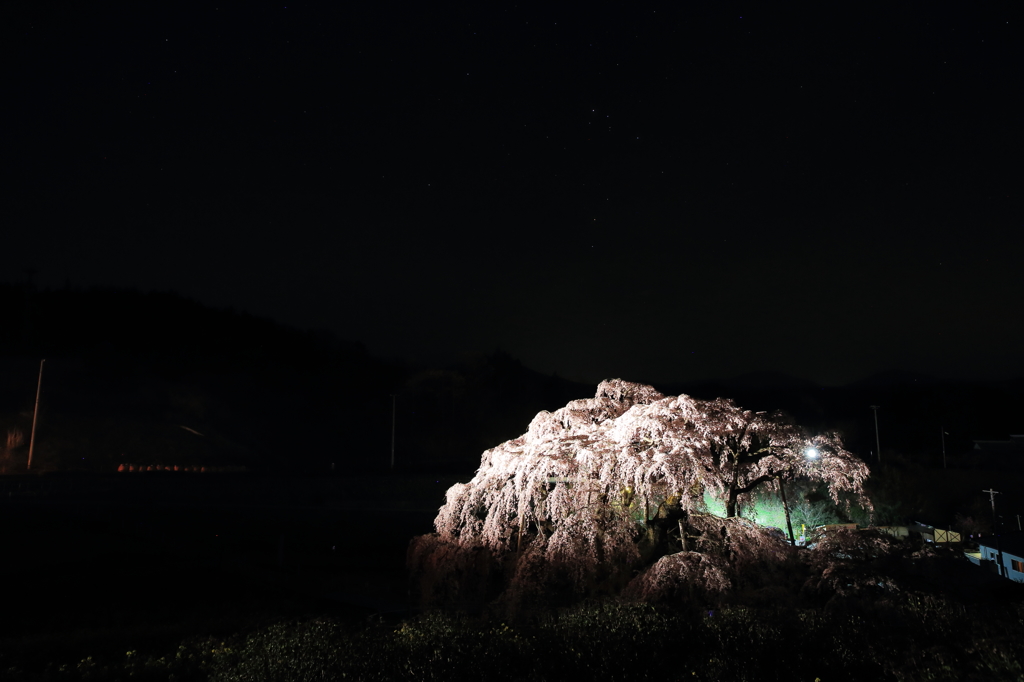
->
[[805, 447, 819, 459]]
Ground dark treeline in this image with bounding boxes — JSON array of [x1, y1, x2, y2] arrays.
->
[[0, 282, 588, 475], [659, 373, 1024, 470], [2, 281, 1022, 484]]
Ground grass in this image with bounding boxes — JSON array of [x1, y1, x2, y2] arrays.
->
[[0, 473, 457, 675], [3, 599, 1023, 681], [3, 472, 1023, 681]]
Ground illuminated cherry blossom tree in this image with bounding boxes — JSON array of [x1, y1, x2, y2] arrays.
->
[[409, 379, 872, 609]]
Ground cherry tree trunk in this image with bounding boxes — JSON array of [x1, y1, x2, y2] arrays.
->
[[726, 487, 739, 518]]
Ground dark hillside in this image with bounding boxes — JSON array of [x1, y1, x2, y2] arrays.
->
[[0, 283, 591, 474], [0, 283, 404, 473]]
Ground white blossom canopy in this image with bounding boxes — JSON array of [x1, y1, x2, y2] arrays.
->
[[434, 380, 870, 554], [416, 379, 872, 604]]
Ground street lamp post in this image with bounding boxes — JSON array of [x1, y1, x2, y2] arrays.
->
[[781, 446, 821, 547], [870, 406, 881, 463]]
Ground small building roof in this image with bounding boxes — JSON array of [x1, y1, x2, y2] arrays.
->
[[973, 435, 1024, 453]]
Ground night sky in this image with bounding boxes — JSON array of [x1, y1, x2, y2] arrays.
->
[[8, 3, 1020, 386]]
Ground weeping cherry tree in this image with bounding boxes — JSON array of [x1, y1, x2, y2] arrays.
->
[[408, 379, 871, 610]]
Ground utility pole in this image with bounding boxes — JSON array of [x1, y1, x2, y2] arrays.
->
[[983, 488, 1005, 577], [870, 406, 881, 463], [27, 359, 45, 470], [940, 428, 947, 469], [390, 394, 396, 471]]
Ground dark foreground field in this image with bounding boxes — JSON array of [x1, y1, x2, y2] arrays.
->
[[0, 473, 446, 675], [2, 473, 1023, 681]]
